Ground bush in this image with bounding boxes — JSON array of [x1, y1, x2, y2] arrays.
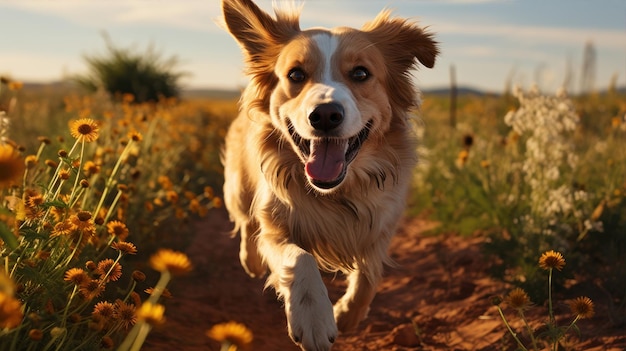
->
[[75, 35, 185, 103]]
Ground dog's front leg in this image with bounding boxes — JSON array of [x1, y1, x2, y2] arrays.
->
[[334, 269, 380, 332], [258, 238, 338, 351]]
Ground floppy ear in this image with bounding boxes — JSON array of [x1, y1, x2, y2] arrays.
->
[[222, 0, 300, 59], [363, 10, 439, 71]]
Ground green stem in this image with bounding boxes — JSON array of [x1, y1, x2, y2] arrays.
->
[[93, 139, 134, 217], [147, 270, 171, 304], [496, 306, 528, 351], [61, 285, 79, 328], [67, 140, 86, 206], [518, 309, 538, 351], [548, 268, 555, 325], [129, 323, 152, 351]]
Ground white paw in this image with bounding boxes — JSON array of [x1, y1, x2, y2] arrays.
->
[[286, 282, 338, 351]]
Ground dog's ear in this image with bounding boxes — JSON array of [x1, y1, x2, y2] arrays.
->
[[363, 10, 439, 70], [222, 0, 300, 57]]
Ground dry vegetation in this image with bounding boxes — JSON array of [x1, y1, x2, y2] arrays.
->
[[1, 76, 625, 350]]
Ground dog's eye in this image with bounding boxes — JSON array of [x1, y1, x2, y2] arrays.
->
[[288, 68, 306, 83], [350, 67, 369, 82]]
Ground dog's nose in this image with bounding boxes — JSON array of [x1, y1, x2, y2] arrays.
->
[[309, 103, 344, 132]]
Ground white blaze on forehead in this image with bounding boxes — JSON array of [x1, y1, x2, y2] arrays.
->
[[311, 32, 337, 84], [303, 32, 361, 138]]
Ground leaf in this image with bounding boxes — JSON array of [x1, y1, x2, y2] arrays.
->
[[0, 221, 18, 250]]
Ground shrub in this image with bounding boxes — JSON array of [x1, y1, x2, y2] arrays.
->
[[75, 35, 185, 103]]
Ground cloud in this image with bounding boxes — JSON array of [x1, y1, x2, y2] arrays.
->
[[5, 0, 221, 32], [433, 19, 625, 50]]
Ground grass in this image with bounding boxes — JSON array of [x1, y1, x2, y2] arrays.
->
[[1, 75, 625, 349], [0, 78, 232, 350]]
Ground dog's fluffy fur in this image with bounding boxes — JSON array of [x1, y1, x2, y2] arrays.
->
[[221, 1, 438, 350]]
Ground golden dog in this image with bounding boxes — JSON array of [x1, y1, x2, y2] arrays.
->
[[221, 0, 438, 349]]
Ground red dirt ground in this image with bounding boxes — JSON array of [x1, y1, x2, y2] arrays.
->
[[144, 208, 625, 351]]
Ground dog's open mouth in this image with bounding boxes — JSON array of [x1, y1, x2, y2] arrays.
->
[[287, 120, 373, 190]]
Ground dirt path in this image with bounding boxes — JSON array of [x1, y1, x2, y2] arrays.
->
[[144, 208, 626, 351]]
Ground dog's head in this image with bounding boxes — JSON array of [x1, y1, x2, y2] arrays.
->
[[223, 0, 438, 193]]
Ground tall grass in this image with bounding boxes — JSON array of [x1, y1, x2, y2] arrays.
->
[[413, 85, 626, 307]]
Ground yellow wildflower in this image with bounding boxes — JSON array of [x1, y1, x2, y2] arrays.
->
[[136, 302, 165, 326], [0, 144, 24, 188], [538, 250, 565, 271], [207, 321, 253, 350], [505, 288, 532, 310], [149, 249, 192, 275], [70, 118, 100, 143], [569, 296, 594, 319], [0, 292, 24, 329]]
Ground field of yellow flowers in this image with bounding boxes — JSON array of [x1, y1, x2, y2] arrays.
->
[[0, 78, 233, 350], [1, 76, 625, 350]]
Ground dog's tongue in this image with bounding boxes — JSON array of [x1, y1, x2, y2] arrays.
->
[[305, 139, 346, 182]]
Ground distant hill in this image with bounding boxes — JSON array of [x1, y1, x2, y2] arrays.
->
[[14, 81, 626, 99], [181, 88, 241, 100], [180, 86, 492, 100], [422, 86, 491, 96]]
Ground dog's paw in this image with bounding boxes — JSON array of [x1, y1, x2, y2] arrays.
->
[[333, 298, 370, 332], [286, 286, 338, 351], [239, 236, 267, 278]]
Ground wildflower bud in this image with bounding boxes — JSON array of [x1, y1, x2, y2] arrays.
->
[[95, 217, 104, 225], [37, 136, 51, 145], [59, 170, 70, 180], [130, 291, 142, 306], [204, 186, 214, 199], [50, 327, 66, 339], [80, 179, 90, 188], [57, 136, 65, 143], [25, 155, 38, 167], [101, 336, 114, 349], [28, 329, 44, 341], [212, 197, 223, 209], [28, 313, 41, 324], [132, 270, 146, 283], [489, 295, 503, 306], [45, 159, 58, 168], [58, 149, 68, 158], [86, 261, 97, 271], [117, 184, 128, 192]]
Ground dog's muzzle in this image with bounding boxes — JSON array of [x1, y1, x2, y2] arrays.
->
[[287, 117, 373, 190]]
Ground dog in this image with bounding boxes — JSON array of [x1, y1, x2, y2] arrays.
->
[[221, 1, 438, 350]]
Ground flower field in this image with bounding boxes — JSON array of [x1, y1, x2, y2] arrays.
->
[[1, 77, 625, 350]]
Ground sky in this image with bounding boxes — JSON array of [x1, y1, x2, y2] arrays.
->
[[0, 0, 625, 94]]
